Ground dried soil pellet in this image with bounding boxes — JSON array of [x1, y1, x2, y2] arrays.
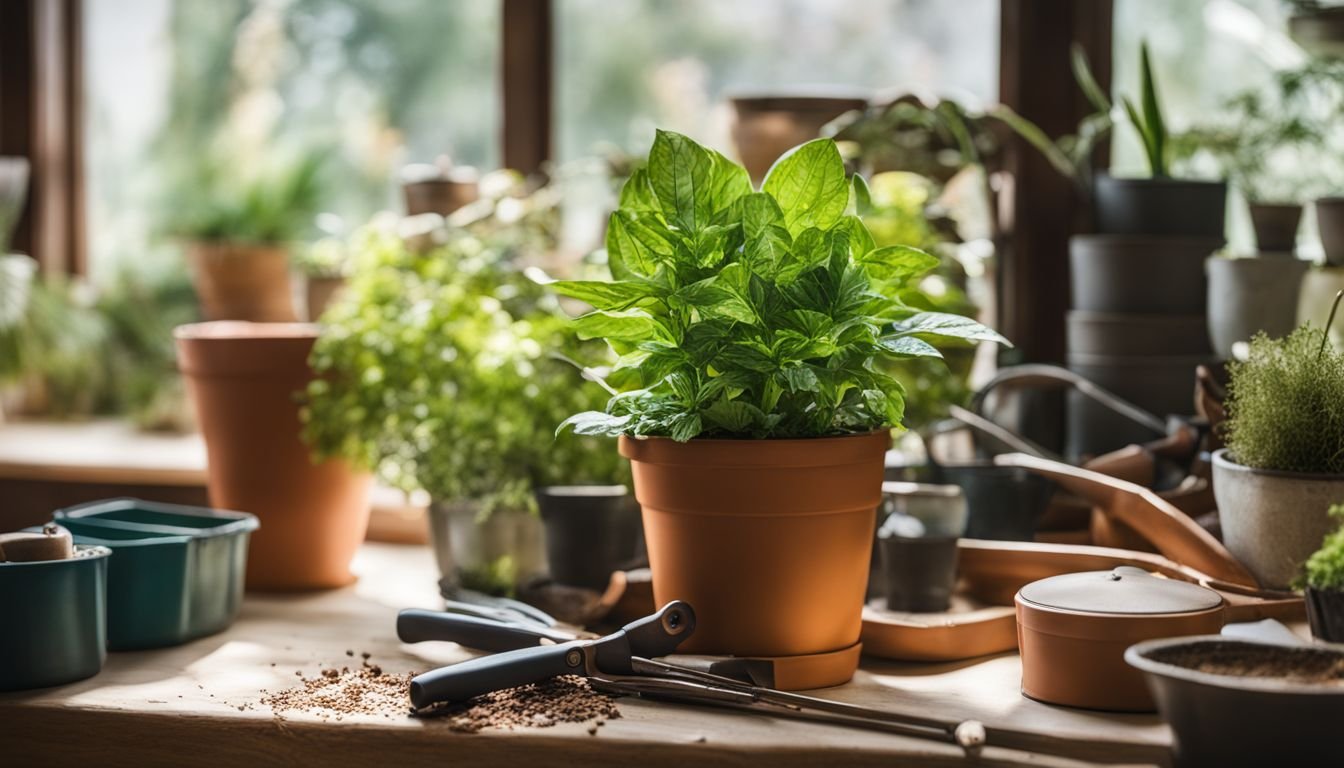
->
[[262, 667, 415, 720], [422, 675, 621, 733]]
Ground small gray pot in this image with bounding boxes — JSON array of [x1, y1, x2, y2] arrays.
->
[[1317, 198, 1344, 267], [1248, 202, 1303, 254], [427, 501, 546, 592], [1206, 256, 1308, 360], [1211, 449, 1344, 590]]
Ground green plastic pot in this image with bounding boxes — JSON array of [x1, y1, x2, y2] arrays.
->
[[0, 545, 110, 691], [54, 498, 258, 650]]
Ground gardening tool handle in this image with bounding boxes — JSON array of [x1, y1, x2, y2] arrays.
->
[[409, 641, 586, 709], [969, 364, 1168, 435], [397, 609, 573, 652]]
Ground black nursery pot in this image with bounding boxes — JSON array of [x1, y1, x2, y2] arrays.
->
[[930, 463, 1051, 541], [536, 486, 642, 591], [1306, 586, 1344, 643], [1093, 175, 1227, 239], [1248, 202, 1303, 254], [880, 535, 958, 613]]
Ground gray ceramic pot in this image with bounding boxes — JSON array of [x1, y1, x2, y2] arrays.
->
[[1070, 235, 1220, 314], [1092, 175, 1227, 239], [1066, 311, 1210, 357], [1317, 197, 1344, 267], [1211, 449, 1344, 590], [1297, 266, 1344, 352], [1206, 256, 1308, 360], [1248, 202, 1303, 254], [427, 502, 546, 592]]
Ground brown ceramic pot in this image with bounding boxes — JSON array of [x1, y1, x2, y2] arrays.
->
[[730, 94, 869, 184], [186, 241, 297, 322], [620, 432, 888, 663], [175, 322, 371, 590], [304, 275, 346, 321], [1015, 566, 1225, 712], [403, 177, 479, 217], [1248, 202, 1303, 254]]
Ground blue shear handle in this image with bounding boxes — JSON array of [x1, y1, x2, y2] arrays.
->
[[397, 609, 561, 652], [410, 641, 586, 709]]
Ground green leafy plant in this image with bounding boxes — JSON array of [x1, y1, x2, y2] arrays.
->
[[1304, 504, 1344, 591], [174, 152, 325, 245], [302, 220, 626, 513], [1224, 324, 1344, 475], [553, 131, 1009, 442], [1123, 41, 1169, 178]]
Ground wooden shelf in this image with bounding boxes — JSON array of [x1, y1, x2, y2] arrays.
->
[[2, 543, 1173, 767]]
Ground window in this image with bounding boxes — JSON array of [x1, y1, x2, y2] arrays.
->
[[555, 0, 1000, 161], [83, 0, 500, 279]]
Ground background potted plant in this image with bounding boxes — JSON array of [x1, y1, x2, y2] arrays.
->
[[1288, 0, 1344, 59], [303, 216, 631, 596], [553, 131, 1007, 680], [1302, 504, 1344, 642], [1213, 308, 1344, 589], [175, 152, 323, 322]]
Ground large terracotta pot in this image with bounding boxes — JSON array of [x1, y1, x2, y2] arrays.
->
[[619, 432, 888, 666], [1212, 449, 1344, 590], [186, 241, 297, 322], [175, 322, 371, 590]]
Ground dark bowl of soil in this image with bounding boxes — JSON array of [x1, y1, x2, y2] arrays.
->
[[1306, 586, 1344, 644], [1126, 636, 1344, 767]]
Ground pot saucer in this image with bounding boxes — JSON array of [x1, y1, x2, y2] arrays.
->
[[861, 596, 1016, 662], [675, 641, 864, 691]]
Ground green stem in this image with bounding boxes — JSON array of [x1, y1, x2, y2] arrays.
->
[[1320, 289, 1343, 360]]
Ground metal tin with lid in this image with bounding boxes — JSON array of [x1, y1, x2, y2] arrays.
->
[[1015, 566, 1225, 711]]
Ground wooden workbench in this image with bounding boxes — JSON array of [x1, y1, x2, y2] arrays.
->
[[1, 543, 1173, 767]]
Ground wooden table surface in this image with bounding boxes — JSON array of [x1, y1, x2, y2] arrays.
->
[[1, 543, 1173, 767]]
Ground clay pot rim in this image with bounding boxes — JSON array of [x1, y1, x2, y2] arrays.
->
[[174, 321, 319, 342], [728, 92, 871, 112], [182, 238, 291, 251], [1126, 635, 1344, 696], [0, 543, 111, 569], [619, 431, 890, 468], [1212, 448, 1344, 483], [1094, 174, 1227, 189]]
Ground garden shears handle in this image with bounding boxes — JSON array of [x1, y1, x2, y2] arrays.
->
[[397, 609, 578, 652], [409, 641, 587, 709]]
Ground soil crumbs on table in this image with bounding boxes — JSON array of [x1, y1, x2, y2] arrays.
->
[[260, 655, 620, 732], [1149, 641, 1344, 684], [419, 675, 621, 733]]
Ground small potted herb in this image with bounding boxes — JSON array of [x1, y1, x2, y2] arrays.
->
[[303, 220, 630, 595], [175, 153, 324, 322], [1303, 504, 1344, 642], [553, 131, 1008, 677], [1214, 298, 1344, 589]]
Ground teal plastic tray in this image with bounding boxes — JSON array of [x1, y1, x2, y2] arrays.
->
[[54, 499, 259, 651], [0, 545, 110, 691]]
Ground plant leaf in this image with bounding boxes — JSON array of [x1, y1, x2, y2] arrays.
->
[[649, 130, 714, 234], [861, 245, 940, 284], [878, 335, 943, 359], [558, 410, 632, 437], [1139, 41, 1167, 177], [762, 139, 849, 236], [551, 279, 661, 311], [889, 312, 1012, 346], [572, 310, 669, 343]]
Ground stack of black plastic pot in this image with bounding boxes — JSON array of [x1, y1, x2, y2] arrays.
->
[[1066, 174, 1227, 458]]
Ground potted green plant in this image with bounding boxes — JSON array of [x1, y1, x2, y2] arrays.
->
[[1302, 504, 1344, 642], [302, 220, 630, 595], [1213, 300, 1344, 589], [176, 153, 323, 322], [552, 131, 1008, 679]]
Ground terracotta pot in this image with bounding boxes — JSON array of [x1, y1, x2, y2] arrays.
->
[[730, 94, 869, 184], [175, 322, 371, 590], [1248, 202, 1303, 254], [403, 177, 479, 217], [1212, 449, 1344, 590], [304, 275, 346, 321], [620, 432, 888, 661], [1015, 566, 1225, 711], [1316, 197, 1344, 267], [186, 241, 297, 322], [1092, 175, 1227, 239], [1206, 255, 1308, 359]]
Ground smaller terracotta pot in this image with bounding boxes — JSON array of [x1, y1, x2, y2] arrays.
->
[[1248, 202, 1303, 254], [175, 322, 371, 590], [304, 275, 346, 321], [1015, 566, 1225, 711], [403, 176, 479, 217], [1317, 197, 1344, 267], [621, 432, 888, 661], [186, 241, 297, 322], [1306, 586, 1344, 643]]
